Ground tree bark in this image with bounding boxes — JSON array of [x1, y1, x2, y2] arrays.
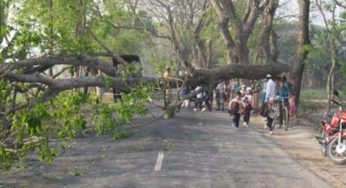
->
[[290, 0, 311, 109], [258, 0, 279, 64], [0, 54, 289, 94], [211, 0, 267, 64], [186, 63, 289, 86], [210, 0, 237, 64]]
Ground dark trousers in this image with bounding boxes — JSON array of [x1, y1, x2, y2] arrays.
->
[[232, 113, 240, 128], [195, 99, 203, 109], [243, 112, 251, 124], [267, 116, 274, 131]]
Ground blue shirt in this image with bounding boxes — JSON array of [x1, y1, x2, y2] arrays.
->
[[278, 82, 290, 98]]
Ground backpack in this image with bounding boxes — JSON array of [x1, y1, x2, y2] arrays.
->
[[259, 103, 269, 117], [229, 101, 240, 114], [242, 100, 252, 114]]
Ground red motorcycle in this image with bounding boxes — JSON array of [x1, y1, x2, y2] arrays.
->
[[317, 111, 338, 156], [326, 96, 346, 165], [316, 90, 346, 160]]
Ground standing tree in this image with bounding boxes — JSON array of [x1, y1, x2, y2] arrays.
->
[[210, 0, 273, 64], [142, 0, 215, 69], [315, 0, 345, 110], [289, 0, 311, 109]]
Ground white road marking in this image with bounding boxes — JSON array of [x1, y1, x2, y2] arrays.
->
[[154, 152, 164, 171]]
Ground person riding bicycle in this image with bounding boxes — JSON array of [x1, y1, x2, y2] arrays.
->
[[277, 75, 290, 128]]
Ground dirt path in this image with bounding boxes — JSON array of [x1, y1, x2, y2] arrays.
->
[[251, 115, 346, 188]]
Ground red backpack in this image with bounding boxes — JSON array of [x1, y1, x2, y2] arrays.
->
[[229, 101, 240, 114]]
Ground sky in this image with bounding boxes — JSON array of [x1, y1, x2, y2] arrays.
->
[[278, 0, 345, 27]]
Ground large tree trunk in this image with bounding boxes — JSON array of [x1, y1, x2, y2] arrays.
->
[[186, 63, 289, 86], [258, 0, 279, 64], [211, 0, 271, 65], [290, 0, 311, 109]]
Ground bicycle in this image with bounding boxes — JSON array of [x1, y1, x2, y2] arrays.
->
[[272, 96, 289, 131]]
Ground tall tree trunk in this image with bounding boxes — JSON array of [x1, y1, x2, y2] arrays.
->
[[315, 0, 338, 110], [192, 0, 210, 68], [327, 41, 337, 110], [217, 18, 237, 64], [210, 0, 237, 64], [48, 0, 54, 76], [237, 35, 250, 64], [258, 0, 279, 64], [211, 0, 266, 64], [290, 0, 311, 110], [270, 30, 279, 62]]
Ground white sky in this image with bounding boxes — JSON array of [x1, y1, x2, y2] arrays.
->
[[278, 0, 345, 26]]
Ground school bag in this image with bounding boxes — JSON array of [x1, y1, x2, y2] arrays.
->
[[229, 100, 240, 114]]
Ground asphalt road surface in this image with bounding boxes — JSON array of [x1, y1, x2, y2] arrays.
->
[[1, 109, 332, 188]]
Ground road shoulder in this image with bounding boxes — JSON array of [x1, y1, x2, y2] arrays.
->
[[251, 115, 346, 188]]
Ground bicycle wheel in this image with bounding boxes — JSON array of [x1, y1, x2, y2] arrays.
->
[[284, 106, 289, 131]]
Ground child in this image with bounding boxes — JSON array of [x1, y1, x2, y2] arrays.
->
[[180, 86, 190, 108], [266, 98, 277, 135], [242, 87, 253, 127], [229, 91, 242, 128]]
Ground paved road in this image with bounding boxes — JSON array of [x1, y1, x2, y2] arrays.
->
[[1, 109, 332, 188]]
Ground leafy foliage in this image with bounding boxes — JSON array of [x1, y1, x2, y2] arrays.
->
[[95, 85, 151, 138]]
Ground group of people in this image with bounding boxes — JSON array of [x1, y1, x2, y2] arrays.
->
[[172, 66, 297, 134], [228, 74, 296, 134]]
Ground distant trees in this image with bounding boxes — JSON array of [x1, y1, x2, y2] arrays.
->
[[314, 0, 346, 109]]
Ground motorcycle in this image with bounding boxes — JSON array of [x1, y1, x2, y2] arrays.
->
[[317, 111, 338, 156], [316, 90, 341, 156], [326, 92, 346, 165]]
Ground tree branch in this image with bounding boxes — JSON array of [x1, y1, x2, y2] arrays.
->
[[333, 0, 346, 9], [2, 55, 119, 77]]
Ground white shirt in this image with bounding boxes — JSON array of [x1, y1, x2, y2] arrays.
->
[[216, 82, 226, 93], [265, 79, 276, 102], [195, 86, 203, 99]]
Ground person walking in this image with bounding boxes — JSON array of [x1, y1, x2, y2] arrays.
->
[[265, 74, 276, 103], [277, 75, 290, 128], [180, 86, 190, 108], [266, 98, 277, 135], [215, 81, 226, 111], [263, 74, 276, 129], [163, 67, 172, 108], [251, 80, 261, 110], [242, 87, 253, 127], [259, 79, 267, 108], [229, 91, 242, 128]]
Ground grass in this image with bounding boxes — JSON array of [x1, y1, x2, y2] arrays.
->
[[299, 88, 328, 114], [300, 88, 327, 100]]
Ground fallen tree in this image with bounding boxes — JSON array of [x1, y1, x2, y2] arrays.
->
[[0, 55, 289, 93]]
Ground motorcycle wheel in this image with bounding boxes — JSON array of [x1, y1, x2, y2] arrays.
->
[[327, 136, 346, 165]]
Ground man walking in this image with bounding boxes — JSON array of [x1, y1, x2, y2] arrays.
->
[[265, 74, 276, 103]]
